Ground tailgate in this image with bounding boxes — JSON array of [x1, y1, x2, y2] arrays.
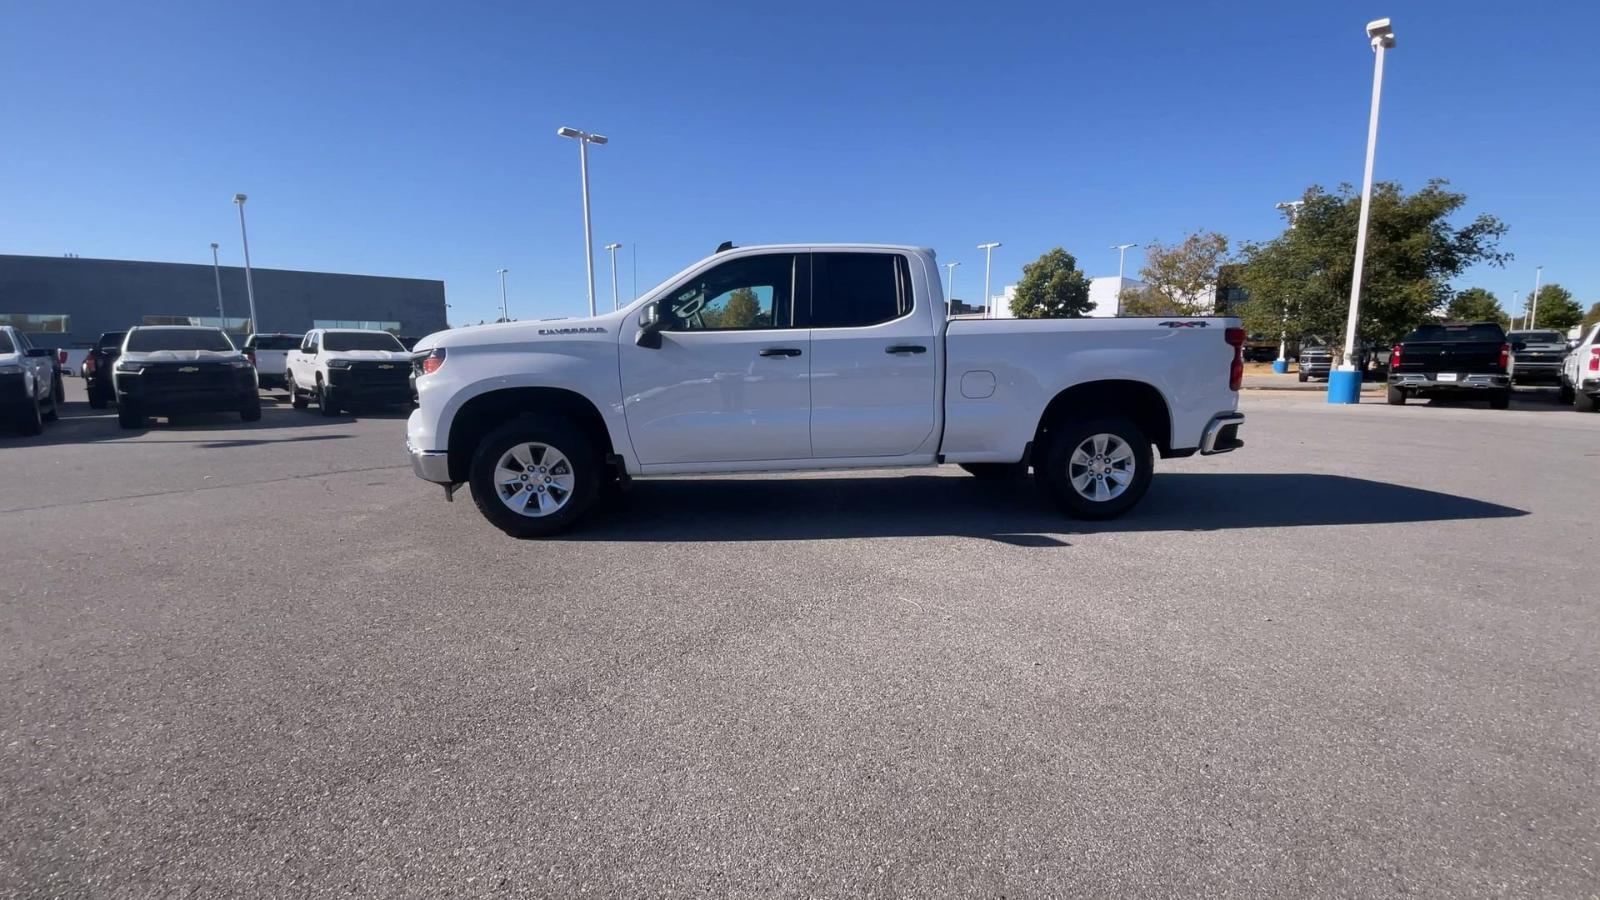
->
[[1394, 341, 1503, 374]]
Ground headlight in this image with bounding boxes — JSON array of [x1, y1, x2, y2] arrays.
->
[[116, 361, 145, 373], [327, 359, 353, 369], [227, 359, 251, 369], [0, 363, 21, 375]]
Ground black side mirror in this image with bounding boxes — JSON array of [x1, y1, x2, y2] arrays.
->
[[635, 302, 663, 350]]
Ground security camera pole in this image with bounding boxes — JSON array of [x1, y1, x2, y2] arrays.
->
[[604, 243, 623, 309], [1271, 201, 1305, 373], [943, 261, 960, 318], [233, 194, 260, 334], [977, 242, 1001, 317], [1330, 18, 1395, 405], [557, 126, 608, 317], [209, 242, 226, 323]]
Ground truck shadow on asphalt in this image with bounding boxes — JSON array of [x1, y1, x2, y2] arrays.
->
[[567, 473, 1527, 546]]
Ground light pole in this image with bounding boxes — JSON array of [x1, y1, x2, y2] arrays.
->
[[604, 243, 622, 309], [1329, 17, 1395, 405], [1110, 243, 1137, 283], [1271, 201, 1306, 373], [209, 242, 226, 324], [557, 126, 608, 317], [497, 268, 510, 322], [233, 194, 260, 334], [1512, 290, 1521, 328], [977, 242, 1001, 317], [1528, 266, 1543, 328], [943, 261, 961, 317]]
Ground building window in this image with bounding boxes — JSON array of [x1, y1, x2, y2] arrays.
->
[[313, 319, 401, 333], [0, 313, 70, 333], [141, 315, 252, 333]]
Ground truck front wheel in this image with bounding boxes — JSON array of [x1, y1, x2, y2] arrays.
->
[[469, 417, 600, 538], [1036, 416, 1153, 520]]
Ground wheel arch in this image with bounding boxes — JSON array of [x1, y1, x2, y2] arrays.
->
[[1031, 379, 1174, 465], [446, 386, 616, 483]]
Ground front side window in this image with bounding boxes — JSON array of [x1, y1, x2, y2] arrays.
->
[[662, 254, 794, 331], [0, 332, 14, 354], [304, 334, 321, 353], [810, 252, 912, 328], [125, 328, 235, 352]]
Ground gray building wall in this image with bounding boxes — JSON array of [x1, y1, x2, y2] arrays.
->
[[0, 254, 448, 347]]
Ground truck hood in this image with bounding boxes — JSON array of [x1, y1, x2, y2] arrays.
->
[[323, 349, 412, 363], [416, 311, 627, 352], [120, 349, 245, 363]]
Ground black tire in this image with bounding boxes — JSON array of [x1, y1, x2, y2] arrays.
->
[[117, 401, 144, 430], [15, 391, 44, 436], [316, 378, 339, 417], [1297, 370, 1308, 383], [1557, 381, 1574, 405], [960, 462, 1027, 480], [1577, 391, 1597, 413], [88, 382, 109, 410], [1387, 386, 1406, 405], [1035, 415, 1154, 520], [469, 416, 600, 538], [240, 395, 262, 422], [42, 374, 62, 422], [287, 373, 309, 410], [1489, 390, 1510, 410]]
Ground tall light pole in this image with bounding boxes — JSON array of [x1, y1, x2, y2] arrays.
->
[[1512, 290, 1521, 328], [943, 261, 961, 317], [977, 242, 1001, 317], [1528, 266, 1543, 329], [497, 268, 510, 322], [557, 126, 608, 317], [1110, 243, 1137, 283], [233, 194, 260, 334], [1329, 17, 1395, 405], [604, 243, 622, 309], [209, 242, 226, 324], [1271, 201, 1306, 373]]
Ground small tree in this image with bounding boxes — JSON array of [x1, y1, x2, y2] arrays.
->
[[1446, 287, 1507, 326], [1118, 230, 1230, 316], [1529, 283, 1581, 332], [1009, 248, 1094, 318]]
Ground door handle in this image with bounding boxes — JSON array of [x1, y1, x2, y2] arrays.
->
[[885, 344, 927, 354], [759, 347, 803, 357]]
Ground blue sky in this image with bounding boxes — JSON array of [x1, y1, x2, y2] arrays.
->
[[3, 1, 1596, 325]]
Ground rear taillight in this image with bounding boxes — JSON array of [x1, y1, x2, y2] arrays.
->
[[1498, 343, 1510, 371], [84, 356, 96, 373], [1224, 327, 1244, 391], [419, 347, 446, 375], [1589, 348, 1600, 372], [1390, 344, 1402, 369], [245, 350, 256, 367], [57, 349, 68, 365]]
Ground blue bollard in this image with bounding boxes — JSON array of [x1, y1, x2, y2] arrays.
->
[[1326, 368, 1363, 404], [1271, 359, 1288, 374]]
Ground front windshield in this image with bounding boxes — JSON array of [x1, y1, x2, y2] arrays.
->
[[323, 331, 405, 352], [125, 328, 235, 352]]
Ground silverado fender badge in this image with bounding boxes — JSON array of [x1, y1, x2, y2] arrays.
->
[[537, 326, 607, 335], [1157, 321, 1209, 328]]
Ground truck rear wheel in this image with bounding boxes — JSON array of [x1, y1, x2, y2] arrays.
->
[[469, 417, 600, 538], [1387, 386, 1406, 405], [1036, 416, 1153, 520], [1489, 390, 1510, 410], [1577, 391, 1597, 413]]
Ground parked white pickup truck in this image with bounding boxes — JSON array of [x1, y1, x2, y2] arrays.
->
[[407, 244, 1246, 537], [284, 328, 414, 416], [0, 324, 63, 436], [1558, 322, 1600, 412], [242, 333, 302, 393]]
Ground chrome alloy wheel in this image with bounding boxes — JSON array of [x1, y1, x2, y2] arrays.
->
[[1068, 432, 1135, 502], [494, 442, 576, 517]]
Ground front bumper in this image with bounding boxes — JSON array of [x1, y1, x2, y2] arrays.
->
[[1511, 361, 1561, 381], [407, 439, 453, 484], [118, 367, 257, 412], [327, 367, 412, 404], [1200, 412, 1245, 454]]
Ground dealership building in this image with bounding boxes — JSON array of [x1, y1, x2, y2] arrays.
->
[[0, 254, 448, 349]]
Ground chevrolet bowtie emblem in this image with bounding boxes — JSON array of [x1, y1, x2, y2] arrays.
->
[[178, 366, 200, 372], [378, 364, 395, 369]]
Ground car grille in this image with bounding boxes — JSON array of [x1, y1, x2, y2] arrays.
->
[[340, 362, 410, 388], [142, 364, 237, 391]]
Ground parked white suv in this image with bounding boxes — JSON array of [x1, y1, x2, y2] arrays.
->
[[406, 244, 1247, 537], [1558, 323, 1600, 412], [284, 329, 413, 416]]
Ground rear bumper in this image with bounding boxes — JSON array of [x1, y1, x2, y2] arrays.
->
[[407, 439, 453, 484], [1389, 373, 1508, 394], [1200, 412, 1245, 455]]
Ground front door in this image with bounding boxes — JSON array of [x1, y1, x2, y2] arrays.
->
[[620, 252, 812, 466]]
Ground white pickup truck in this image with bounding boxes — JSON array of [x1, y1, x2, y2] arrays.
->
[[407, 244, 1246, 537], [242, 333, 302, 393], [1558, 322, 1600, 412], [0, 324, 63, 436], [284, 328, 414, 416]]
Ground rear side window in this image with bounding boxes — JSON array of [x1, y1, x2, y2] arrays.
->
[[810, 253, 913, 328], [0, 332, 13, 354], [1404, 323, 1506, 343]]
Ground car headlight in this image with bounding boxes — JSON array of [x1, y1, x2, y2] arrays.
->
[[326, 359, 353, 369], [227, 359, 251, 369], [0, 363, 21, 375], [116, 361, 145, 373]]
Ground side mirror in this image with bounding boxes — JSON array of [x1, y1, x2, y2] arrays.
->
[[635, 302, 663, 350]]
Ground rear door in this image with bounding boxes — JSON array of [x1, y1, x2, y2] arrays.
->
[[806, 251, 939, 458]]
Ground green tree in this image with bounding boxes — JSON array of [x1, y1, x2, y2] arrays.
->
[[1237, 180, 1510, 344], [1446, 287, 1508, 326], [1009, 248, 1094, 318], [1579, 302, 1600, 334], [1118, 230, 1230, 316], [1529, 283, 1581, 332]]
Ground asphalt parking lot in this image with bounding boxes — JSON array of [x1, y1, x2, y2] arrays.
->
[[3, 380, 1597, 897]]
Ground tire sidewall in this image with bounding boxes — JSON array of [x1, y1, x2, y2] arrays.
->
[[1037, 416, 1154, 520], [469, 417, 599, 538]]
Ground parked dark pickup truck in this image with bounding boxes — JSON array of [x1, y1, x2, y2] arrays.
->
[[1506, 329, 1567, 385], [81, 331, 125, 409], [1387, 322, 1510, 409]]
